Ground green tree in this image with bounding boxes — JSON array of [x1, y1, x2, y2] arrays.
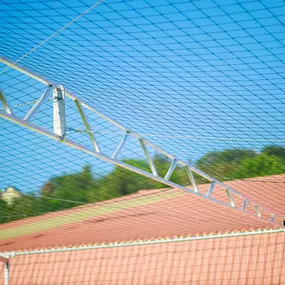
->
[[97, 158, 165, 198], [3, 145, 285, 224], [94, 155, 190, 198], [262, 146, 285, 159], [41, 165, 98, 210], [4, 193, 40, 223], [196, 149, 257, 180], [232, 153, 285, 179], [230, 146, 285, 179], [0, 199, 8, 223]]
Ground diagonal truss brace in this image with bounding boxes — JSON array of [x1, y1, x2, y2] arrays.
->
[[0, 90, 13, 115], [74, 99, 100, 153], [24, 86, 52, 121], [139, 138, 159, 177], [112, 132, 129, 159], [0, 56, 283, 227]]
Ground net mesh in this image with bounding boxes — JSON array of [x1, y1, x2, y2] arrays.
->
[[0, 233, 285, 285], [0, 0, 285, 283]]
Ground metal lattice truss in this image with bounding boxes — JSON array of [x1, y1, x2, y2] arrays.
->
[[0, 57, 283, 227]]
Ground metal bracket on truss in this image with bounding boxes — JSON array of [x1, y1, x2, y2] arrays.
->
[[0, 56, 283, 227], [53, 85, 66, 139], [3, 261, 9, 285]]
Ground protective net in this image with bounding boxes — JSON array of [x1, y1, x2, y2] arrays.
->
[[0, 0, 285, 284], [1, 232, 285, 285]]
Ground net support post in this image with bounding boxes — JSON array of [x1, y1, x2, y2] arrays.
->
[[0, 256, 9, 285], [4, 261, 9, 285], [53, 85, 66, 140]]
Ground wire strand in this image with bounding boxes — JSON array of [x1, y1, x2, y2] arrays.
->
[[1, 0, 105, 73]]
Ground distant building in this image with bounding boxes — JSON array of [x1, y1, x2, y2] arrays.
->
[[1, 186, 21, 205]]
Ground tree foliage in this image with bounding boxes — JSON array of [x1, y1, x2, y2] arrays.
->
[[196, 149, 257, 180], [1, 146, 285, 224]]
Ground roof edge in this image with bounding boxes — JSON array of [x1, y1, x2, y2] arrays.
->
[[2, 227, 284, 257]]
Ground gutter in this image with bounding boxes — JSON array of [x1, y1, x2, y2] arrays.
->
[[0, 228, 284, 258]]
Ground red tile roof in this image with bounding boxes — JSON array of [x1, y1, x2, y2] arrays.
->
[[0, 232, 284, 285], [0, 175, 285, 252]]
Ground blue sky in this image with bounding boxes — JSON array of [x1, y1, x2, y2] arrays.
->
[[0, 0, 285, 192]]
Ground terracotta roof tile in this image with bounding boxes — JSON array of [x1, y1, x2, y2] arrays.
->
[[0, 175, 284, 251]]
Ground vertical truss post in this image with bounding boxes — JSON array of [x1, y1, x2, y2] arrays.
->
[[0, 90, 13, 115], [53, 85, 66, 139]]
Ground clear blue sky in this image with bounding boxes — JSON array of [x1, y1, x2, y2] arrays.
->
[[0, 0, 285, 192]]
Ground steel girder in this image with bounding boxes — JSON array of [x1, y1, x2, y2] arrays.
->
[[0, 56, 283, 227]]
